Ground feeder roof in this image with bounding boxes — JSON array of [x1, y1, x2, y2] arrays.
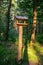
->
[[14, 15, 28, 20]]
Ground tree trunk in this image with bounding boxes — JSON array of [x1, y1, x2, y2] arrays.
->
[[0, 0, 3, 6], [30, 0, 37, 46], [4, 0, 12, 41]]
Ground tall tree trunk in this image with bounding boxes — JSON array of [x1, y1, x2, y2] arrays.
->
[[0, 0, 3, 6], [4, 0, 12, 41], [30, 0, 37, 46], [0, 0, 3, 37]]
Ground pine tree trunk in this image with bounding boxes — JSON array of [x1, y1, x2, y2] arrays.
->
[[4, 0, 12, 41], [30, 0, 37, 46]]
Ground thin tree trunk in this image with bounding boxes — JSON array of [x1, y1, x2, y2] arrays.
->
[[0, 0, 3, 6], [36, 22, 39, 35], [30, 0, 37, 46], [4, 0, 12, 41], [0, 0, 3, 37]]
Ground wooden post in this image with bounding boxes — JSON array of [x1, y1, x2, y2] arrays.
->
[[14, 15, 28, 63], [18, 26, 23, 61], [17, 23, 27, 61]]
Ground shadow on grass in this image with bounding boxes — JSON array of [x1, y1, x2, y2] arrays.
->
[[23, 44, 29, 65], [23, 27, 29, 65]]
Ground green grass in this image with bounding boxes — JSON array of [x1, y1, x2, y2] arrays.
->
[[0, 42, 43, 65], [22, 42, 43, 65], [28, 46, 38, 62], [34, 42, 43, 54]]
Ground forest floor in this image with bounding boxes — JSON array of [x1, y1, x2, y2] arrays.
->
[[22, 43, 43, 65], [0, 41, 43, 65]]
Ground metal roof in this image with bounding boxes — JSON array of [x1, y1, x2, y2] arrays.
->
[[14, 15, 28, 20]]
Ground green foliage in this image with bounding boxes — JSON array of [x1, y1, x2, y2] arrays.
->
[[37, 2, 43, 22], [34, 42, 43, 54], [0, 44, 17, 65], [0, 0, 43, 65], [8, 30, 16, 42], [18, 0, 33, 11], [36, 34, 43, 44], [0, 45, 9, 65]]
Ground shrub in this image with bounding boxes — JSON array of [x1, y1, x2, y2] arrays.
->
[[36, 34, 43, 44]]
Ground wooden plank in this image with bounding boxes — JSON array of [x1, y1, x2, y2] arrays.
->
[[16, 23, 28, 26]]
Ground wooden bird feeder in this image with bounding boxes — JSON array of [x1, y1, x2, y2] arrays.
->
[[14, 15, 28, 61]]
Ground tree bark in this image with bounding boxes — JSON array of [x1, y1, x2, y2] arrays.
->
[[30, 0, 37, 46], [4, 0, 12, 41]]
